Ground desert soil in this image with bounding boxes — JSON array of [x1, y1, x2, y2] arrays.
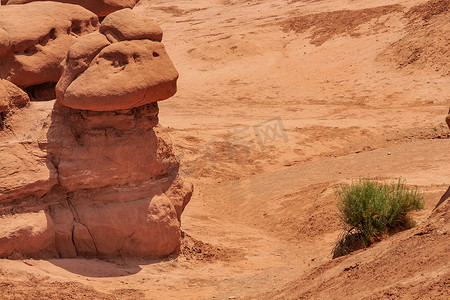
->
[[1, 0, 449, 299]]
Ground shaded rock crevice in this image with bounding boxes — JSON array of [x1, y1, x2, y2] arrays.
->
[[119, 230, 136, 256], [70, 223, 77, 257], [72, 221, 98, 256]]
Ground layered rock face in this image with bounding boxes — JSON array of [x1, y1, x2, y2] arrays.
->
[[2, 0, 140, 17], [0, 9, 192, 259]]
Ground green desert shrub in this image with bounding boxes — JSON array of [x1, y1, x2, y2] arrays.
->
[[332, 179, 424, 258]]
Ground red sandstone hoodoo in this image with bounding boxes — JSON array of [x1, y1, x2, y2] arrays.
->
[[0, 7, 192, 258]]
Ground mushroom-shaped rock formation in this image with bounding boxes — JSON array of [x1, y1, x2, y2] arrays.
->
[[0, 2, 99, 91], [56, 9, 177, 111], [2, 0, 139, 17], [0, 8, 191, 259]]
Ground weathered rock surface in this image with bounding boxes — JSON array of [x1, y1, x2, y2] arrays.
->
[[0, 79, 29, 114], [0, 2, 99, 88], [0, 101, 58, 203], [0, 102, 192, 258], [0, 8, 191, 259], [0, 210, 57, 259], [3, 0, 139, 17], [99, 8, 163, 42], [56, 9, 178, 111], [0, 141, 58, 203]]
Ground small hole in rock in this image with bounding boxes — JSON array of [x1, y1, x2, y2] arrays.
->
[[49, 28, 56, 40], [24, 45, 38, 55], [152, 52, 159, 57], [0, 113, 5, 130], [25, 82, 57, 101], [91, 17, 99, 27], [70, 20, 82, 35]]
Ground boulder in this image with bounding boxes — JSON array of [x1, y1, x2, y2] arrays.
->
[[54, 31, 111, 104], [3, 0, 140, 17], [0, 210, 57, 259], [0, 2, 99, 88], [100, 8, 163, 43], [56, 9, 178, 111], [0, 79, 29, 113]]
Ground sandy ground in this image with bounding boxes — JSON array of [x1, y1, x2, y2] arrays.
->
[[1, 0, 449, 299]]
